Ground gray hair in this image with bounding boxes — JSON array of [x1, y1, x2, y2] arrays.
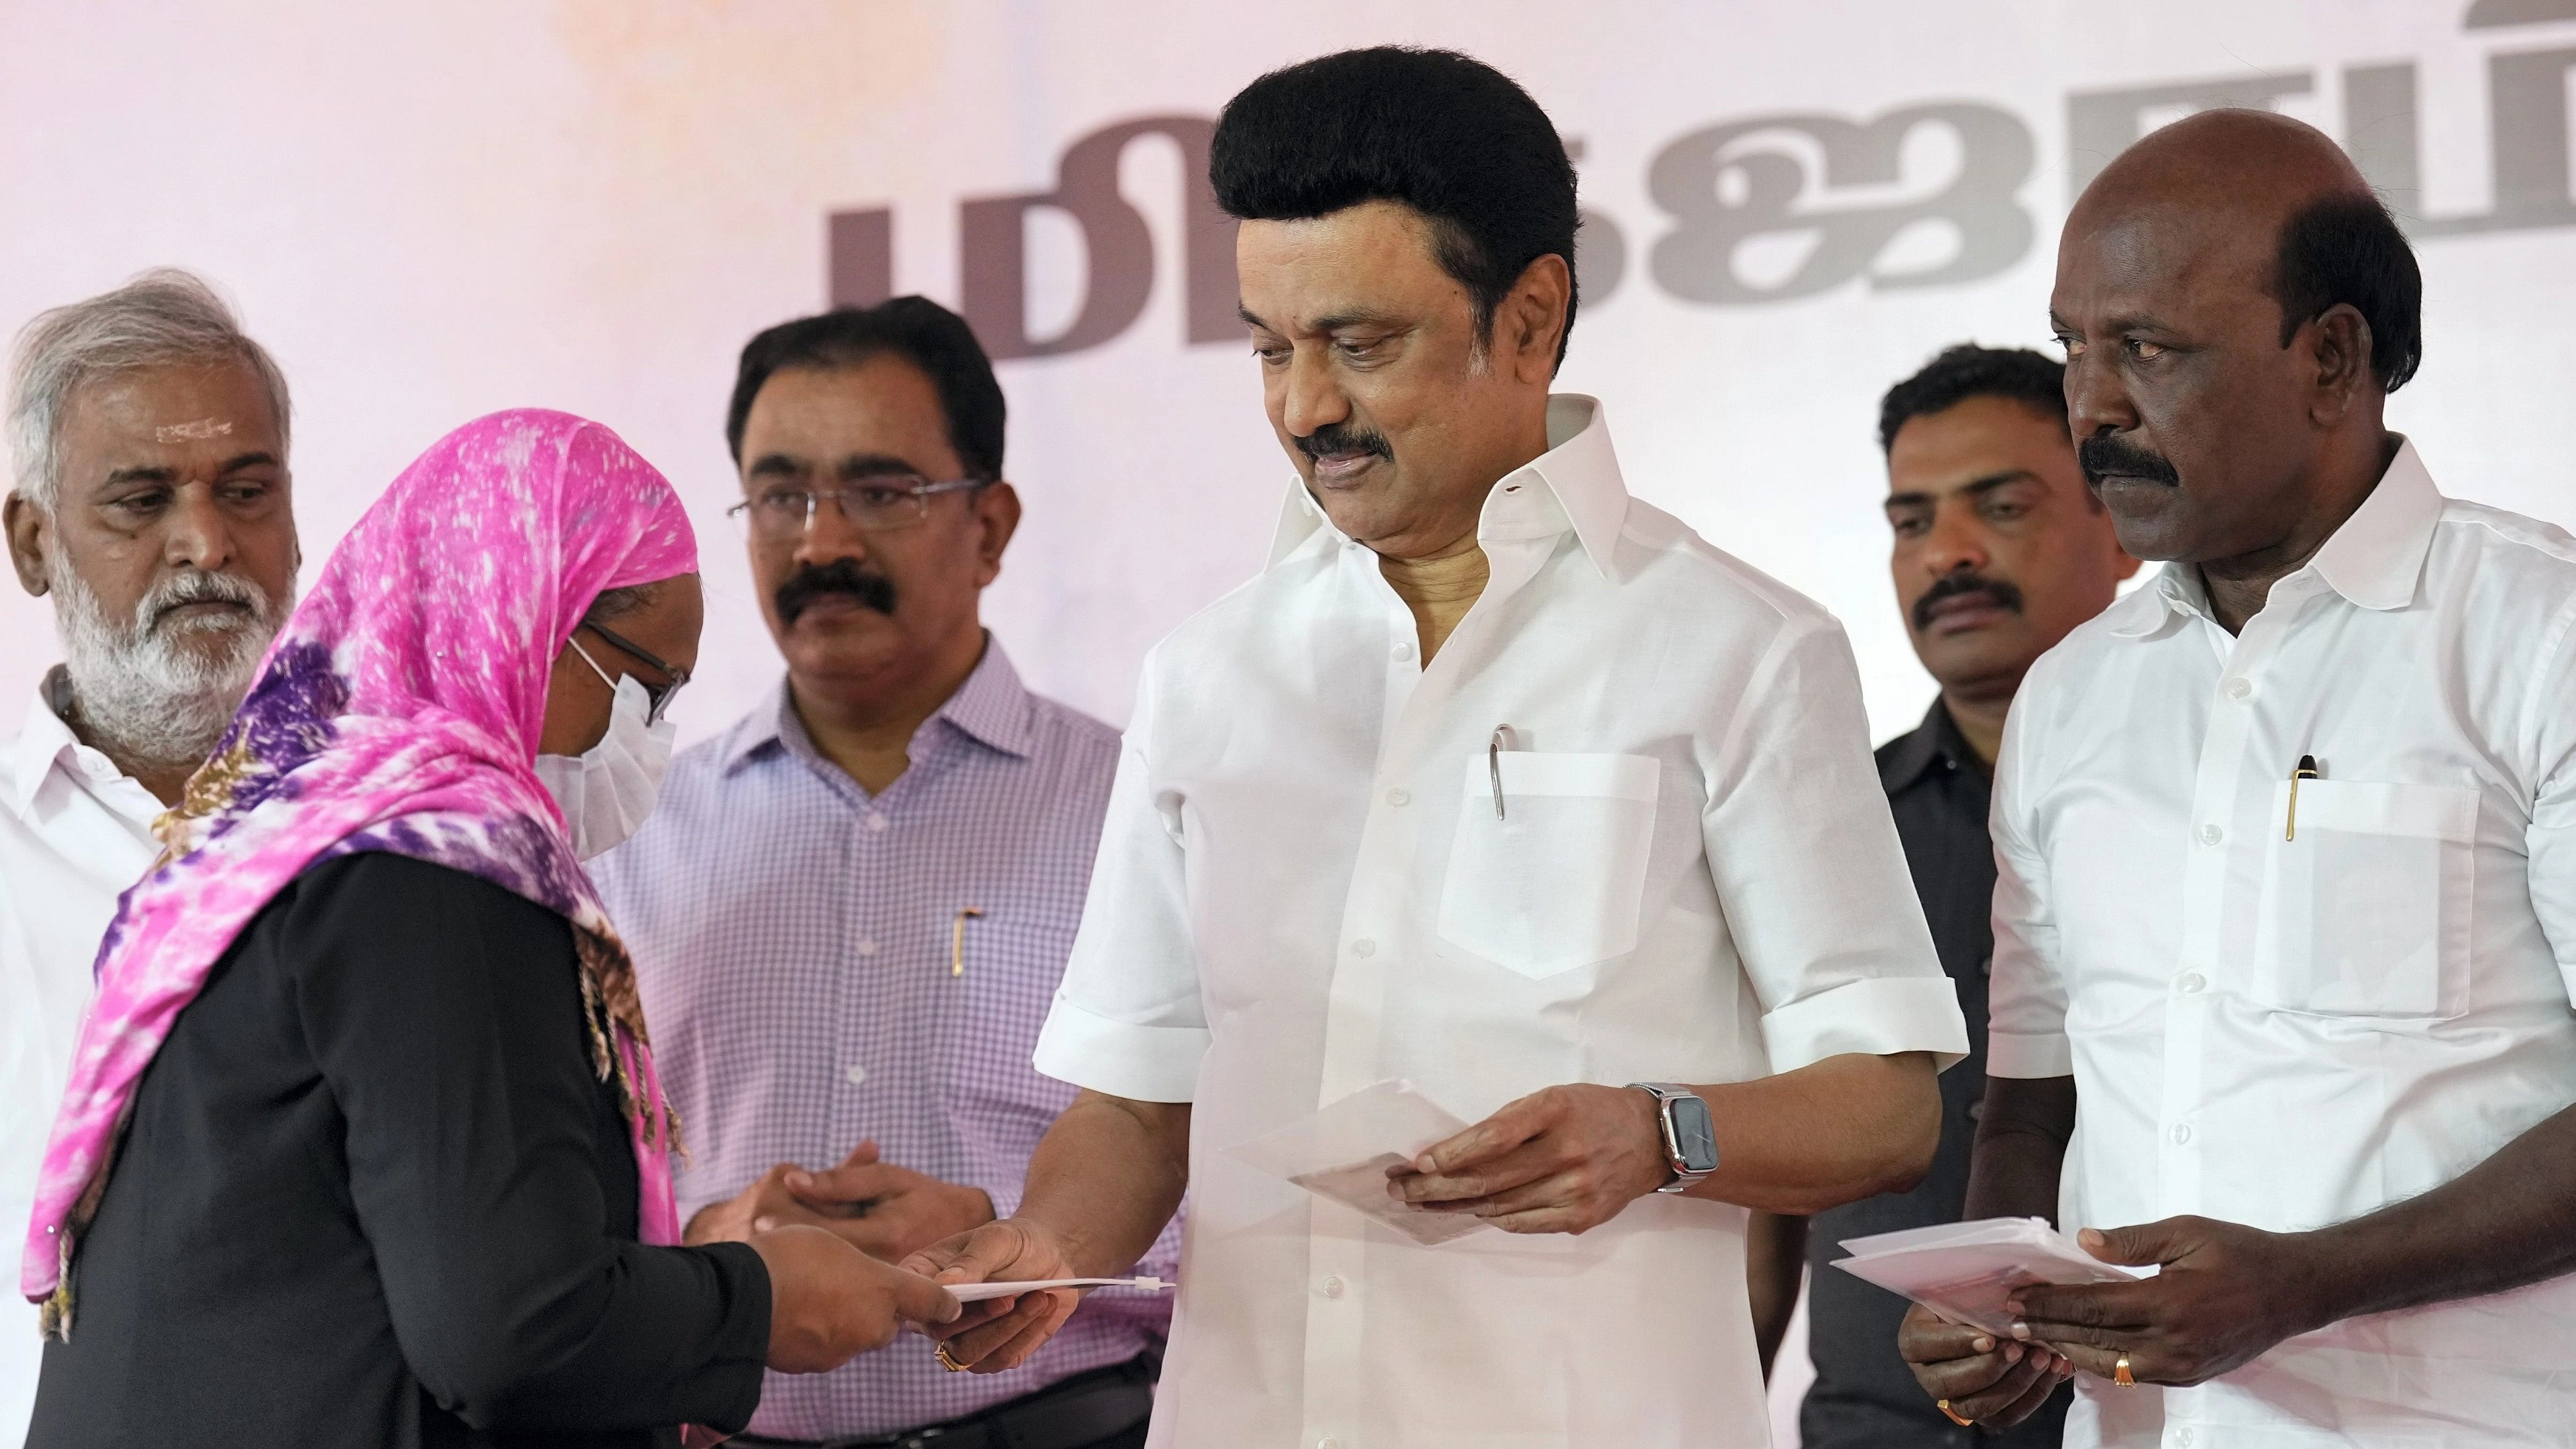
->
[[5, 268, 293, 510]]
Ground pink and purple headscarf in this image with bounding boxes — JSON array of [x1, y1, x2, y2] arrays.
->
[[22, 409, 697, 1333]]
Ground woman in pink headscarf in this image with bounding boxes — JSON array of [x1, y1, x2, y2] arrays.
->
[[19, 411, 954, 1449]]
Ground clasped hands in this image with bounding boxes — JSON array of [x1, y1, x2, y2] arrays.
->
[[901, 1083, 1674, 1374], [690, 1140, 1000, 1374], [1900, 1215, 2334, 1427]]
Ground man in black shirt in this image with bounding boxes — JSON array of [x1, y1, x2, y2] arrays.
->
[[1748, 344, 2134, 1447]]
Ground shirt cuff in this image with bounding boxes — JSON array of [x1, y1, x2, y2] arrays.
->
[[1032, 995, 1209, 1103], [1986, 1028, 2074, 1078], [1759, 974, 1969, 1075]]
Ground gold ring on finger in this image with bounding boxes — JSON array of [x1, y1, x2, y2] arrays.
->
[[936, 1342, 969, 1373], [2114, 1353, 2136, 1387], [1937, 1399, 1975, 1427]]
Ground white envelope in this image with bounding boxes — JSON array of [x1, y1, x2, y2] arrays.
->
[[1829, 1216, 2142, 1338], [946, 1275, 1169, 1303], [1224, 1079, 1493, 1246]]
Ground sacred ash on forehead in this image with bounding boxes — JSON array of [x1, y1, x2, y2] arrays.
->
[[154, 417, 236, 444]]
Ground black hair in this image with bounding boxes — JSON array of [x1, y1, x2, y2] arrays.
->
[[1209, 46, 1579, 368], [582, 580, 660, 626], [1878, 344, 2069, 455], [724, 295, 1006, 477], [2273, 191, 2422, 393]]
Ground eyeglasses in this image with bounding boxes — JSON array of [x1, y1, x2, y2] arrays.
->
[[579, 619, 691, 726], [725, 475, 987, 542]]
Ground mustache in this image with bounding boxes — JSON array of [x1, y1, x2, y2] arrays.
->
[[1292, 422, 1393, 465], [1913, 571, 2024, 632], [2078, 433, 2181, 489], [775, 557, 898, 625], [140, 567, 272, 636]]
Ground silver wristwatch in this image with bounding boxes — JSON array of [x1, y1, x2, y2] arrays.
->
[[1631, 1082, 1719, 1193]]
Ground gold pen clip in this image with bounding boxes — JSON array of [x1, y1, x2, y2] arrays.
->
[[950, 907, 985, 977], [2286, 755, 2320, 841], [1489, 724, 1513, 820]]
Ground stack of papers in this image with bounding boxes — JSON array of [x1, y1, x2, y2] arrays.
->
[[1226, 1079, 1493, 1246], [1829, 1217, 2142, 1337]]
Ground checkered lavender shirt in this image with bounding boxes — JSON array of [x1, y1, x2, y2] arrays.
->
[[595, 641, 1177, 1439]]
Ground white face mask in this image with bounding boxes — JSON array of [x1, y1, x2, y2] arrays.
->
[[534, 638, 678, 860]]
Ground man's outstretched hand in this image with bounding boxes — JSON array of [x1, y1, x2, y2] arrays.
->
[[748, 1224, 960, 1374], [901, 1219, 1087, 1373]]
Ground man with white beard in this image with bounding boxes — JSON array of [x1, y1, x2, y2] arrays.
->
[[0, 271, 299, 1448]]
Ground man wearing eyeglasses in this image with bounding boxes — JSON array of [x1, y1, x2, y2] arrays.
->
[[593, 296, 1173, 1449]]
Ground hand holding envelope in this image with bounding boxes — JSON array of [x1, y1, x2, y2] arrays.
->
[[1226, 1079, 1495, 1245]]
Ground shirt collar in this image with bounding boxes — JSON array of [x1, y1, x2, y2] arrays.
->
[[722, 634, 1036, 774], [2105, 437, 2443, 639], [1878, 697, 1978, 793], [2306, 436, 2442, 612], [929, 637, 1036, 758], [1265, 394, 1632, 580], [8, 666, 144, 817]]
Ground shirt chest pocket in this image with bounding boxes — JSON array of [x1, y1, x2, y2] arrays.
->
[[2252, 779, 2478, 1019], [1436, 751, 1660, 979]]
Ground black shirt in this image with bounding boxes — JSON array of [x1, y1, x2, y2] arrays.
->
[[29, 852, 771, 1448], [1797, 702, 2068, 1449]]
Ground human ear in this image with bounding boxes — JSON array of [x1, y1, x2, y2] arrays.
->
[[4, 493, 51, 597], [2306, 303, 2374, 425], [972, 482, 1021, 587], [1501, 253, 1572, 383]]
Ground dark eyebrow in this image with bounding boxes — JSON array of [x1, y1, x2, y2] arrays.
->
[[1885, 470, 2043, 511], [1961, 469, 2043, 496], [745, 454, 804, 480], [835, 453, 927, 482], [96, 466, 177, 490], [1236, 305, 1408, 336], [1310, 309, 1406, 334], [216, 451, 281, 474]]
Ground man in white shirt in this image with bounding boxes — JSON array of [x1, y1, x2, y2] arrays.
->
[[1899, 109, 2576, 1446], [0, 271, 299, 1446], [907, 47, 1969, 1448]]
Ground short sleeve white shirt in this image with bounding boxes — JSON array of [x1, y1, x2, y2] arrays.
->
[[1, 670, 162, 1448], [1034, 396, 1967, 1449], [1988, 441, 2576, 1447]]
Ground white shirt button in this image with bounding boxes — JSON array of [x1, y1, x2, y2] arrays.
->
[[2171, 1123, 2193, 1144], [1391, 641, 1414, 662], [844, 1064, 868, 1086], [866, 813, 890, 833], [1385, 788, 1411, 807], [1320, 1275, 1346, 1299], [2198, 823, 2224, 846], [2175, 1430, 2197, 1448], [1319, 1438, 1342, 1449], [2177, 972, 2206, 994], [1350, 938, 1377, 958], [854, 938, 879, 958], [2224, 677, 2252, 700]]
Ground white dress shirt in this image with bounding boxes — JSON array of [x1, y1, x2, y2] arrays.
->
[[0, 669, 162, 1448], [1988, 441, 2576, 1448], [1034, 396, 1968, 1449]]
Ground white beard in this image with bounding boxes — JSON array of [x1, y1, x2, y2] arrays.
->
[[47, 544, 292, 774]]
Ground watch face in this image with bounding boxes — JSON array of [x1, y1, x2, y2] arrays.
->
[[1670, 1093, 1719, 1174]]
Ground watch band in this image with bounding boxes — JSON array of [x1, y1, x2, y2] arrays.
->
[[1630, 1081, 1718, 1192]]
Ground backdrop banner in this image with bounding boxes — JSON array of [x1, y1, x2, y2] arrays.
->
[[7, 1, 2573, 746]]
